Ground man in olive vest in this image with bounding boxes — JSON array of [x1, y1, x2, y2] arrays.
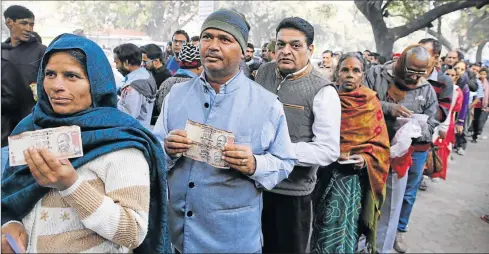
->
[[255, 17, 341, 253]]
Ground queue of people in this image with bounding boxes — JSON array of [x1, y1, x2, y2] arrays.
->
[[2, 4, 489, 254]]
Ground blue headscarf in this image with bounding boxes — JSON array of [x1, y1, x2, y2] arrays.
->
[[1, 34, 171, 253]]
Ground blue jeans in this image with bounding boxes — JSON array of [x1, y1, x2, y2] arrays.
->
[[397, 150, 429, 232]]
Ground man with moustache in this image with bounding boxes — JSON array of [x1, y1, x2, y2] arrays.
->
[[255, 17, 341, 253], [365, 45, 439, 254], [167, 30, 190, 75], [2, 5, 46, 109], [2, 5, 46, 150], [153, 9, 296, 253]]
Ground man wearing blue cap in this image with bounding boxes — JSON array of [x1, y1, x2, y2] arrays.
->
[[153, 8, 296, 253]]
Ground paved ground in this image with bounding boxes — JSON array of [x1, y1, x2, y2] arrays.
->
[[403, 126, 489, 253]]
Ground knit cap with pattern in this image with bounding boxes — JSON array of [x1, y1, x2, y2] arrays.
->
[[200, 8, 250, 54], [178, 44, 201, 69]]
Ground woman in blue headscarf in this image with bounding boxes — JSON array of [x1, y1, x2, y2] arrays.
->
[[1, 34, 171, 253]]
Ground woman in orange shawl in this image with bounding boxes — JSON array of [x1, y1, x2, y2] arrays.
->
[[311, 53, 390, 253]]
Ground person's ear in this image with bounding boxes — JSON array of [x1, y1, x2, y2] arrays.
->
[[5, 18, 13, 29], [308, 44, 315, 58]]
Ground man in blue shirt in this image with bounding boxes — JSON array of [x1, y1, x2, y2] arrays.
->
[[153, 8, 296, 253], [166, 30, 189, 75]]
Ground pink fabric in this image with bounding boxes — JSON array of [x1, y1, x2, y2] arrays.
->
[[482, 78, 489, 108]]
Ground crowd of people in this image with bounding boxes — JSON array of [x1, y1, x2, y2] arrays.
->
[[1, 4, 488, 254]]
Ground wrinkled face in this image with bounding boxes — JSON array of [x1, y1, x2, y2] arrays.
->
[[245, 47, 254, 62], [420, 42, 439, 71], [142, 53, 154, 71], [444, 69, 457, 83], [446, 52, 458, 66], [44, 52, 92, 115], [200, 28, 243, 77], [337, 57, 364, 92], [322, 52, 332, 66], [479, 70, 487, 81], [470, 65, 481, 75], [6, 17, 34, 43], [454, 62, 466, 79], [172, 34, 187, 54], [276, 28, 313, 75], [114, 56, 130, 76], [401, 53, 429, 87]]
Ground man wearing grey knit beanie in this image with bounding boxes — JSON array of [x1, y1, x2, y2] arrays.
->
[[153, 8, 297, 253]]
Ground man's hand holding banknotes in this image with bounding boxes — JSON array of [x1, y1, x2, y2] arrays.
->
[[165, 129, 256, 176]]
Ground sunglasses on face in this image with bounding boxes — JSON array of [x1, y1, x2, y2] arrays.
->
[[143, 59, 153, 66]]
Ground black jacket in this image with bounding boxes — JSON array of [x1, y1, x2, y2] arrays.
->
[[1, 35, 46, 146], [151, 65, 172, 90], [2, 35, 47, 86], [1, 59, 34, 146]]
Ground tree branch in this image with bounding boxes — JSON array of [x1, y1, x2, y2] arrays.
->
[[427, 28, 453, 50], [381, 0, 393, 12], [391, 0, 489, 40], [389, 14, 411, 20]]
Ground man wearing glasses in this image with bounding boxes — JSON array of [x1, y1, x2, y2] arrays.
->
[[167, 30, 190, 75], [365, 45, 439, 254]]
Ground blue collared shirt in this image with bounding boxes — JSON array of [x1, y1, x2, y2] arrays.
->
[[152, 70, 296, 252]]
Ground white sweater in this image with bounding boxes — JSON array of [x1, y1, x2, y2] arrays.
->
[[19, 148, 150, 253]]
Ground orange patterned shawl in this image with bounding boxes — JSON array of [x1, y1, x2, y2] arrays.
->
[[339, 85, 390, 209]]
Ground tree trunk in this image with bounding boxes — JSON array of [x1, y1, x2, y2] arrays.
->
[[476, 40, 488, 62], [372, 25, 395, 57]]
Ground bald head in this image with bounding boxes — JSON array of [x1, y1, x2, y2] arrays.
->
[[395, 45, 430, 88], [406, 46, 430, 62]]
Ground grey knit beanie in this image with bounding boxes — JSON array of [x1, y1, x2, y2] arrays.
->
[[200, 8, 250, 54]]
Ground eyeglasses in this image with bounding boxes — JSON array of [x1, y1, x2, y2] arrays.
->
[[172, 40, 187, 45], [142, 59, 154, 66], [404, 66, 426, 77]]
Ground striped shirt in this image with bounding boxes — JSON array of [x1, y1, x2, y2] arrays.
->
[[20, 148, 150, 253]]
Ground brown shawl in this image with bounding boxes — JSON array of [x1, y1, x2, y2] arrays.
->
[[339, 85, 391, 247]]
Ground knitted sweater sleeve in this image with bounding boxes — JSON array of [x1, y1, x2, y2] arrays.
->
[[59, 148, 150, 249]]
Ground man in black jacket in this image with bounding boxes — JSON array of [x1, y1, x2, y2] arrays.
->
[[1, 5, 46, 145], [140, 43, 172, 89], [2, 5, 46, 90]]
